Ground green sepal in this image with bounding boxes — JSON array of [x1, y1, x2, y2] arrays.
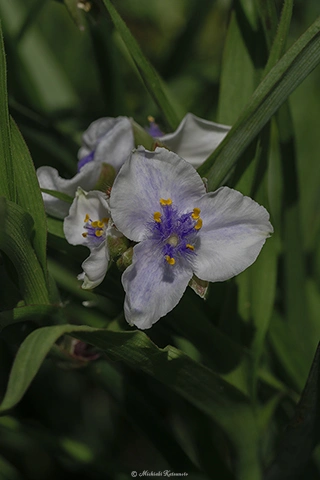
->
[[188, 275, 209, 299], [93, 163, 116, 192]]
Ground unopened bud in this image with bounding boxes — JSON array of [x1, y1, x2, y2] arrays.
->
[[107, 234, 130, 259], [116, 246, 134, 271]]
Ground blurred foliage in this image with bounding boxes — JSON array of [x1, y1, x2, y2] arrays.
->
[[0, 0, 320, 479]]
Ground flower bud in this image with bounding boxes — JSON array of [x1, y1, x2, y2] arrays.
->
[[116, 246, 134, 271]]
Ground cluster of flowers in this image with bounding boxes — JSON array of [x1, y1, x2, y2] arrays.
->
[[37, 114, 273, 329]]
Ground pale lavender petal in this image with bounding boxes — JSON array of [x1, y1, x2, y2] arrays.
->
[[122, 240, 193, 329], [77, 150, 95, 172], [63, 188, 110, 247], [110, 147, 206, 242], [78, 116, 134, 172], [37, 162, 103, 219], [80, 241, 109, 289], [192, 187, 273, 282], [159, 113, 230, 167]]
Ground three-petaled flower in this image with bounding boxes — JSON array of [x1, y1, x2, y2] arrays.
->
[[63, 188, 121, 289], [37, 117, 134, 218], [37, 113, 230, 218], [110, 147, 273, 329]]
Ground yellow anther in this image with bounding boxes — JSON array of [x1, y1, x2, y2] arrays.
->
[[191, 208, 201, 219], [165, 255, 176, 265], [195, 218, 203, 230], [160, 198, 172, 206], [84, 214, 90, 223], [82, 232, 88, 238], [148, 115, 155, 122], [91, 221, 99, 227], [186, 244, 194, 251], [95, 230, 103, 237], [154, 211, 162, 223], [97, 221, 104, 228], [102, 217, 109, 224]]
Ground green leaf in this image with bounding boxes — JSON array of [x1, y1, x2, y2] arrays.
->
[[0, 305, 58, 332], [0, 0, 79, 112], [0, 22, 15, 201], [264, 343, 320, 480], [15, 0, 48, 43], [62, 0, 87, 31], [198, 15, 320, 191], [237, 233, 278, 398], [11, 118, 49, 274], [0, 197, 49, 304], [260, 0, 294, 75], [101, 0, 179, 130], [0, 324, 261, 479], [41, 188, 73, 204], [0, 24, 48, 276], [217, 9, 257, 125], [46, 216, 65, 239]]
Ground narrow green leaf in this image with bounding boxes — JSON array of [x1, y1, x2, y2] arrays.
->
[[0, 22, 15, 200], [0, 324, 261, 479], [269, 311, 319, 391], [217, 10, 256, 125], [41, 188, 73, 204], [262, 0, 294, 75], [46, 216, 65, 239], [0, 304, 58, 332], [264, 343, 320, 480], [101, 0, 179, 130], [198, 15, 320, 191], [15, 0, 47, 43], [0, 0, 79, 112], [256, 0, 278, 51], [62, 0, 87, 30], [162, 0, 215, 80], [0, 197, 49, 304], [247, 234, 278, 396], [11, 118, 48, 274], [0, 25, 48, 276]]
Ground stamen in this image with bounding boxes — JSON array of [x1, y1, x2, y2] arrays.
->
[[148, 115, 155, 122], [160, 198, 172, 206], [186, 244, 194, 250], [194, 218, 203, 230], [191, 208, 201, 219], [154, 211, 162, 223], [165, 255, 175, 265], [82, 216, 108, 242]]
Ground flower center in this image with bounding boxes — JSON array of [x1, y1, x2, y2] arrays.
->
[[152, 198, 202, 266], [82, 213, 109, 246]]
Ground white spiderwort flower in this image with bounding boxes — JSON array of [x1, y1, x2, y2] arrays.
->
[[109, 147, 273, 330], [63, 188, 119, 289], [37, 117, 134, 218], [156, 113, 230, 168]]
